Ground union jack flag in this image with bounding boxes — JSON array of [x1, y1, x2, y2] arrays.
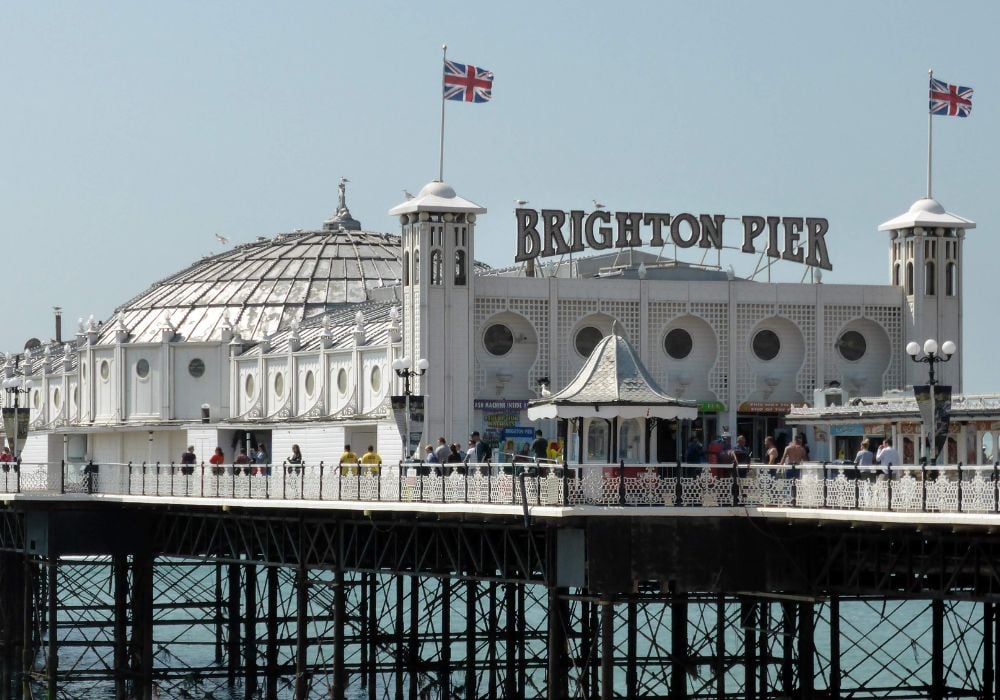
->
[[443, 59, 494, 103], [929, 77, 973, 117]]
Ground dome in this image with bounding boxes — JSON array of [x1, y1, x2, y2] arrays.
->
[[908, 197, 946, 215], [418, 181, 457, 199], [103, 228, 403, 343]]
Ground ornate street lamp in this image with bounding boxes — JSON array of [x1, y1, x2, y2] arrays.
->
[[1, 375, 33, 462], [906, 338, 956, 464], [906, 338, 956, 387], [391, 357, 428, 459]]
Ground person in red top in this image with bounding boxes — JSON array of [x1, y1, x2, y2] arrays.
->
[[209, 447, 225, 475], [0, 447, 13, 463], [234, 448, 252, 475]]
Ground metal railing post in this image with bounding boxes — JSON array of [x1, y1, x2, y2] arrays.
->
[[821, 462, 828, 508], [853, 463, 860, 509], [419, 462, 425, 502], [170, 461, 175, 496], [60, 460, 66, 495], [886, 466, 893, 511], [675, 463, 683, 506], [619, 460, 626, 506], [399, 460, 404, 503], [87, 461, 96, 495], [921, 460, 927, 512], [282, 461, 288, 500], [731, 462, 739, 506], [319, 462, 325, 500], [464, 460, 469, 503], [957, 462, 964, 512], [562, 460, 569, 506]]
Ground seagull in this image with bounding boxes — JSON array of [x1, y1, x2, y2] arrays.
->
[[592, 199, 606, 210], [214, 233, 230, 246], [540, 384, 552, 398], [515, 199, 529, 207], [403, 189, 415, 200]]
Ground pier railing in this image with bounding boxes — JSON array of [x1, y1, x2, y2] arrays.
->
[[1, 460, 999, 513]]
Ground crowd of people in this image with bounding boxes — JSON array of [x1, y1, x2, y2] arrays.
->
[[684, 433, 812, 467]]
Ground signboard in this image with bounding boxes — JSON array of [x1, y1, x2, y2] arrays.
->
[[738, 401, 793, 414], [474, 399, 529, 411], [502, 427, 536, 441], [830, 424, 864, 437], [484, 413, 518, 429], [697, 401, 726, 413], [1, 408, 28, 452], [515, 208, 832, 271], [391, 395, 425, 459], [863, 424, 886, 437]]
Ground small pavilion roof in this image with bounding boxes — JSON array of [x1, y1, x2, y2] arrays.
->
[[527, 332, 697, 420]]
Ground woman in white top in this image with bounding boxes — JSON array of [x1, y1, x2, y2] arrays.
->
[[854, 438, 874, 466]]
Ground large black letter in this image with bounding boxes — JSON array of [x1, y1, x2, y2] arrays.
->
[[542, 209, 571, 257], [586, 211, 613, 250], [741, 216, 766, 253], [615, 212, 644, 248], [515, 209, 541, 262], [805, 218, 832, 270], [643, 213, 671, 247], [782, 217, 805, 263]]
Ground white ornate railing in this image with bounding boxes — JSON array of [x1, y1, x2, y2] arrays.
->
[[3, 460, 1000, 514]]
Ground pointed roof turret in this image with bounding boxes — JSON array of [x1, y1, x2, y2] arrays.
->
[[527, 332, 698, 420]]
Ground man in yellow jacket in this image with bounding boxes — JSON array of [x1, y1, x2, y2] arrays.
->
[[360, 445, 382, 475], [339, 444, 359, 475]]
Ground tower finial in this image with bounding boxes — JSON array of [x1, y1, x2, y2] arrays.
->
[[324, 176, 361, 231]]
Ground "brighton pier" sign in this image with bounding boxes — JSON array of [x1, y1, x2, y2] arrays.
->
[[515, 208, 833, 271]]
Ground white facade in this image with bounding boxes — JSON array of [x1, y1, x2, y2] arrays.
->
[[0, 185, 975, 467]]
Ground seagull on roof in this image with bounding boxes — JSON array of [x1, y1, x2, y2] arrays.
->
[[214, 233, 230, 246], [592, 199, 606, 210], [515, 199, 529, 207], [403, 189, 415, 200]]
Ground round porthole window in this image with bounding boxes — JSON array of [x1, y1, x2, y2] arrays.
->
[[483, 324, 514, 356], [100, 360, 110, 381], [370, 365, 382, 393], [305, 370, 316, 397], [82, 363, 87, 381], [53, 388, 61, 409], [136, 359, 150, 379], [337, 368, 348, 395], [274, 372, 285, 399], [32, 391, 40, 410], [752, 330, 781, 361], [574, 326, 604, 357], [72, 386, 78, 408], [664, 328, 693, 360], [188, 358, 205, 378], [837, 331, 867, 362], [245, 374, 255, 398]]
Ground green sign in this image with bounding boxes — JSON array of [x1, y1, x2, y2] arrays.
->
[[697, 401, 726, 413]]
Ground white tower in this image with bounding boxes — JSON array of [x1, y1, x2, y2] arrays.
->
[[389, 182, 486, 445], [879, 198, 975, 391]]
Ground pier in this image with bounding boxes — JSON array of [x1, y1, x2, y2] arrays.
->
[[0, 459, 995, 699]]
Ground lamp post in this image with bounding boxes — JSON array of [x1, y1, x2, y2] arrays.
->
[[906, 338, 956, 464], [391, 357, 428, 459], [1, 375, 33, 462]]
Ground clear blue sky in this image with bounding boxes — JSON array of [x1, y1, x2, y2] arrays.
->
[[2, 2, 998, 389]]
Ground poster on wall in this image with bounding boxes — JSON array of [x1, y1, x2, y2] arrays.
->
[[408, 396, 425, 459], [1, 408, 28, 453], [390, 395, 426, 459]]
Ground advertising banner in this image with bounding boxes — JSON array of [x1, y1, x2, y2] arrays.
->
[[408, 396, 425, 459], [390, 395, 426, 459], [933, 385, 952, 455]]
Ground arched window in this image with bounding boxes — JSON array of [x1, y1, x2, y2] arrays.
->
[[455, 249, 467, 286], [430, 250, 443, 285], [413, 249, 420, 285], [893, 263, 900, 286], [905, 262, 914, 295], [403, 251, 410, 286], [946, 262, 957, 296], [925, 261, 935, 295]]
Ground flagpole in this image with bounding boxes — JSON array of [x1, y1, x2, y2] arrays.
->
[[927, 68, 933, 199], [438, 44, 447, 182]]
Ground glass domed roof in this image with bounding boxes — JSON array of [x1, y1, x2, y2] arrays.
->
[[103, 228, 402, 343]]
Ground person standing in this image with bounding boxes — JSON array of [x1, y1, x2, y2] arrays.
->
[[854, 439, 874, 466], [253, 444, 269, 476], [434, 437, 450, 465], [361, 445, 382, 475], [781, 435, 807, 466], [764, 436, 779, 465], [339, 444, 359, 475], [876, 438, 901, 474], [531, 430, 548, 461], [180, 446, 197, 475], [234, 448, 252, 475], [684, 436, 704, 464], [287, 444, 303, 474], [209, 447, 225, 476]]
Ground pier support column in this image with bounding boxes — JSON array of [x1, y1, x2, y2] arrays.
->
[[466, 579, 476, 700], [984, 602, 994, 700], [780, 602, 794, 695], [504, 583, 515, 700], [626, 600, 638, 700], [332, 567, 345, 700], [227, 563, 240, 688], [265, 566, 279, 700], [131, 551, 154, 700], [547, 587, 568, 700], [797, 602, 814, 700], [741, 600, 756, 700], [20, 559, 33, 700], [113, 554, 127, 700], [441, 578, 452, 700], [670, 594, 688, 700], [601, 599, 615, 700], [45, 561, 56, 700], [367, 574, 377, 700], [294, 561, 308, 700], [931, 598, 944, 700], [829, 596, 841, 700], [245, 562, 258, 698]]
